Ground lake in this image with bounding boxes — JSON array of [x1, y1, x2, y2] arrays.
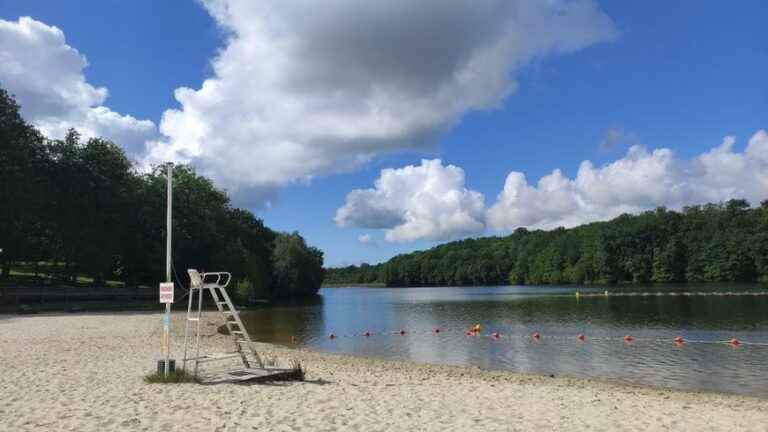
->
[[240, 285, 768, 397]]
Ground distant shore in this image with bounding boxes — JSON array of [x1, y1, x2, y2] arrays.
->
[[1, 312, 767, 431]]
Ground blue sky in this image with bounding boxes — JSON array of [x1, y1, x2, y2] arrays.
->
[[1, 1, 767, 266]]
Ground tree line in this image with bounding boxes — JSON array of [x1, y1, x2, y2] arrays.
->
[[0, 87, 323, 300], [326, 200, 768, 287]]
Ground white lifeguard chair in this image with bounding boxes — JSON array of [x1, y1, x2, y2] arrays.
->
[[182, 269, 304, 383]]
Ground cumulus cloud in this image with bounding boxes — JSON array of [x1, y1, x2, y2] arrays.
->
[[358, 234, 376, 247], [487, 130, 768, 231], [335, 159, 485, 242], [0, 17, 155, 155], [336, 130, 768, 242], [145, 0, 616, 198]]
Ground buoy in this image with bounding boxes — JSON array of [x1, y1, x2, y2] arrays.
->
[[473, 324, 482, 332], [674, 336, 684, 344], [575, 291, 580, 298], [399, 329, 406, 335], [491, 331, 500, 339], [532, 331, 541, 339], [730, 337, 741, 346], [577, 333, 586, 341], [329, 333, 336, 339], [362, 330, 370, 337], [466, 331, 473, 336], [623, 335, 633, 342], [604, 290, 609, 296], [433, 327, 441, 334]]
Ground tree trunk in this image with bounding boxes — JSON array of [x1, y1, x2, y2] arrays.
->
[[1, 260, 10, 279]]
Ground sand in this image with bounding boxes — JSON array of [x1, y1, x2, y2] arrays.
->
[[1, 312, 767, 432]]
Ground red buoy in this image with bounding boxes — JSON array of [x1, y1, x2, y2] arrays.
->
[[362, 330, 370, 337], [623, 335, 633, 342], [730, 337, 741, 346], [674, 336, 684, 344], [466, 331, 473, 336], [329, 333, 336, 339], [532, 331, 541, 340], [491, 331, 500, 339], [399, 329, 406, 336], [577, 333, 586, 342], [433, 327, 441, 334]]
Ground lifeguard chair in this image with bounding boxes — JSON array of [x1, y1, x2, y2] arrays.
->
[[182, 269, 294, 383]]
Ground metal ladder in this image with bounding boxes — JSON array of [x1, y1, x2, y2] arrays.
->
[[182, 269, 263, 376]]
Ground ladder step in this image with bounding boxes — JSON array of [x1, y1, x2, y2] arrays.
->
[[231, 330, 244, 335], [216, 302, 228, 306], [187, 318, 200, 321]]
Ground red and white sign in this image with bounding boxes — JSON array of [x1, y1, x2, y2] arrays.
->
[[159, 282, 174, 303]]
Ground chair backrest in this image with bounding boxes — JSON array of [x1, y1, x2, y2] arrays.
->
[[188, 269, 203, 289]]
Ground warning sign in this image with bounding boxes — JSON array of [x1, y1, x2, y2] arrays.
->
[[159, 282, 174, 303]]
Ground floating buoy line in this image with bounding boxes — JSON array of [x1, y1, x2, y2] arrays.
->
[[573, 290, 768, 298], [288, 326, 768, 348]]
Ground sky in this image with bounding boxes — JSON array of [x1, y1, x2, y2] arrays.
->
[[1, 1, 767, 267]]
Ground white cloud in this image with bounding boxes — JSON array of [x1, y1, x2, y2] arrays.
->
[[358, 234, 375, 246], [335, 159, 485, 242], [337, 130, 768, 242], [145, 0, 616, 199], [487, 130, 768, 231], [0, 17, 155, 155]]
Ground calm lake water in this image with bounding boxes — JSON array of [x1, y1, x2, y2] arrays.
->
[[240, 285, 768, 397]]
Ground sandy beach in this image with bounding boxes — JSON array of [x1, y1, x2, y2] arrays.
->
[[1, 312, 767, 432]]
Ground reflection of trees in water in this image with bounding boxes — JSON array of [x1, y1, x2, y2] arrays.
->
[[239, 294, 325, 344], [413, 293, 768, 331]]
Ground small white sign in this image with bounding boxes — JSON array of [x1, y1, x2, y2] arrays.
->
[[159, 282, 174, 304]]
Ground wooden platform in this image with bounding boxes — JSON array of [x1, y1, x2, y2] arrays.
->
[[200, 367, 299, 385]]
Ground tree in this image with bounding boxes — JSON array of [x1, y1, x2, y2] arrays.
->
[[271, 232, 324, 298]]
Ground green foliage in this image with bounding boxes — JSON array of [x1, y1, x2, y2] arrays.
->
[[271, 233, 324, 298], [0, 88, 323, 300], [327, 202, 768, 287], [143, 369, 201, 384]]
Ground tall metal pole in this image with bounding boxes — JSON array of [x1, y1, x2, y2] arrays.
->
[[164, 162, 173, 376]]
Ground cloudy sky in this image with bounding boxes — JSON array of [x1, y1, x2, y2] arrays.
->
[[1, 1, 767, 266]]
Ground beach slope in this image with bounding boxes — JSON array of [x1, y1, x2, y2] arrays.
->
[[1, 313, 766, 431]]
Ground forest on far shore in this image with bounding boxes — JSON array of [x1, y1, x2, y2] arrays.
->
[[1, 87, 324, 301], [326, 199, 768, 287]]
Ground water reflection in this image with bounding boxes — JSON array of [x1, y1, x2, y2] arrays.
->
[[240, 285, 768, 397]]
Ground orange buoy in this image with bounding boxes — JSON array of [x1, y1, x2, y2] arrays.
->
[[577, 333, 586, 342], [329, 333, 336, 339], [623, 335, 633, 342], [399, 329, 406, 335], [674, 336, 684, 344], [362, 330, 370, 337], [730, 337, 741, 346], [532, 331, 541, 339], [433, 327, 441, 334]]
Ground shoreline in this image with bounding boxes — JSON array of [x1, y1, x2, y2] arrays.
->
[[2, 312, 767, 431]]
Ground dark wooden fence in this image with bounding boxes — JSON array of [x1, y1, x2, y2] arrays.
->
[[0, 280, 157, 308]]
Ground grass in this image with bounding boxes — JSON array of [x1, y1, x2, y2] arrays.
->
[[259, 356, 306, 382], [267, 360, 306, 382], [143, 369, 201, 384]]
